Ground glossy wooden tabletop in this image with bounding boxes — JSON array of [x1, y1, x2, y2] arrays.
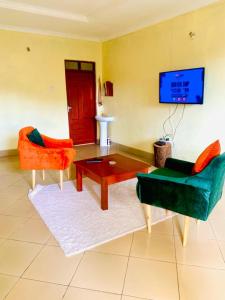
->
[[74, 153, 150, 178]]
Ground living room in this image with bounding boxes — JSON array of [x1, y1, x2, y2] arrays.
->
[[0, 0, 225, 299]]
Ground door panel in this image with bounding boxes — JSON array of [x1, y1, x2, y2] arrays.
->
[[65, 69, 96, 145]]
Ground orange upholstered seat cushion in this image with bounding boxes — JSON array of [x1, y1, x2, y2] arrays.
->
[[18, 126, 76, 170], [193, 140, 221, 174]]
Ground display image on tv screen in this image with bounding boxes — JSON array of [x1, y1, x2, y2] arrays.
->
[[159, 67, 205, 104]]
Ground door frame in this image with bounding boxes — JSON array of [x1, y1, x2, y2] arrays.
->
[[64, 60, 97, 145]]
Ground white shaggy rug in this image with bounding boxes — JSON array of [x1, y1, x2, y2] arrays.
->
[[29, 178, 170, 256]]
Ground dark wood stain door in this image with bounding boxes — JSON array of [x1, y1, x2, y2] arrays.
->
[[65, 69, 96, 145]]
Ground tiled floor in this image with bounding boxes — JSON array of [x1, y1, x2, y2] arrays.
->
[[0, 144, 225, 300]]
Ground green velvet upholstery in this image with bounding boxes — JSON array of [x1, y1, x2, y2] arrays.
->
[[136, 153, 225, 221]]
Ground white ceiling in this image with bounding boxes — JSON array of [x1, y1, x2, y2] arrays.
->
[[0, 0, 219, 41]]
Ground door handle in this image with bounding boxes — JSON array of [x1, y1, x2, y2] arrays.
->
[[67, 106, 72, 112]]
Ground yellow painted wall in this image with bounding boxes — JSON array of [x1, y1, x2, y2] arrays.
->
[[0, 30, 102, 151], [103, 1, 225, 160]]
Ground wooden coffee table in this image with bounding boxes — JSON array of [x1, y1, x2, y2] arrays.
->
[[74, 153, 150, 210]]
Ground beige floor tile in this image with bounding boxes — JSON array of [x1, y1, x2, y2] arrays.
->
[[71, 251, 128, 294], [121, 296, 148, 300], [0, 195, 17, 213], [130, 231, 175, 262], [17, 194, 30, 203], [0, 274, 18, 299], [10, 218, 51, 244], [175, 236, 225, 269], [178, 264, 225, 300], [0, 215, 28, 238], [5, 278, 66, 300], [64, 287, 121, 300], [123, 257, 179, 300], [152, 218, 174, 236], [218, 241, 225, 261], [29, 208, 43, 219], [0, 174, 20, 189], [173, 215, 215, 241], [23, 245, 83, 284], [47, 235, 60, 246], [0, 240, 42, 276], [2, 198, 35, 217], [209, 199, 225, 219], [8, 184, 28, 199], [210, 217, 225, 241], [90, 234, 133, 256]]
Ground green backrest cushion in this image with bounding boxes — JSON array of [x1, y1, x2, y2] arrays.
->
[[187, 152, 225, 213], [27, 128, 45, 147]]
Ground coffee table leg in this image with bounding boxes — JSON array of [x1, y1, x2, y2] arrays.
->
[[101, 180, 108, 210], [76, 166, 83, 191]]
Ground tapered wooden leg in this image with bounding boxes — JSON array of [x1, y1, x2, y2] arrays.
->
[[76, 166, 83, 191], [196, 219, 200, 225], [42, 170, 45, 181], [59, 170, 63, 190], [67, 167, 70, 180], [145, 204, 151, 233], [165, 209, 169, 216], [32, 170, 36, 190], [183, 216, 190, 247], [101, 179, 108, 210]]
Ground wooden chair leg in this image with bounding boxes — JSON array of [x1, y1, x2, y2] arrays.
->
[[32, 170, 36, 190], [165, 209, 169, 216], [196, 219, 200, 225], [59, 170, 63, 190], [183, 216, 190, 247], [145, 204, 151, 233], [42, 170, 45, 181], [67, 167, 70, 180]]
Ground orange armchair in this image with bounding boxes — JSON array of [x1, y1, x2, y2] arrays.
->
[[18, 126, 76, 190]]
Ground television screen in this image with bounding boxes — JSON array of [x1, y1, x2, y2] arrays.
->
[[159, 67, 205, 104]]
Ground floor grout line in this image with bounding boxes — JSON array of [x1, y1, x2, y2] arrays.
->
[[63, 285, 123, 297], [61, 251, 86, 298], [2, 242, 47, 299], [205, 219, 225, 265], [2, 276, 20, 300], [121, 232, 134, 297], [172, 216, 181, 300]]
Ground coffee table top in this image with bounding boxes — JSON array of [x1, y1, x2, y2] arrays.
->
[[74, 153, 150, 179]]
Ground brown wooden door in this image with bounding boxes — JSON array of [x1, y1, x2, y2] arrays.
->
[[65, 68, 96, 145]]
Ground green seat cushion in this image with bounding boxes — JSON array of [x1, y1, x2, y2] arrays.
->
[[152, 167, 187, 178], [27, 128, 45, 147]]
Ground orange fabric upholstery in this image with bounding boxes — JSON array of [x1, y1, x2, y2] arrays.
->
[[18, 126, 75, 170]]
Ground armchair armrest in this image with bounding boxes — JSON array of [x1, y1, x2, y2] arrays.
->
[[137, 172, 211, 190], [137, 172, 188, 185], [41, 134, 73, 148], [165, 158, 194, 175]]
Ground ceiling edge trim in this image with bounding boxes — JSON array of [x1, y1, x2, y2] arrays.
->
[[0, 0, 88, 22], [0, 24, 100, 42]]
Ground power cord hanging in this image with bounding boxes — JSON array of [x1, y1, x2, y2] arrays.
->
[[173, 104, 186, 141], [162, 104, 186, 141], [163, 104, 178, 138]]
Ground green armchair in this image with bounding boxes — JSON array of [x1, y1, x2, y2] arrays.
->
[[136, 153, 225, 246]]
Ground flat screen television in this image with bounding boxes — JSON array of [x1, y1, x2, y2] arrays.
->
[[159, 67, 205, 104]]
